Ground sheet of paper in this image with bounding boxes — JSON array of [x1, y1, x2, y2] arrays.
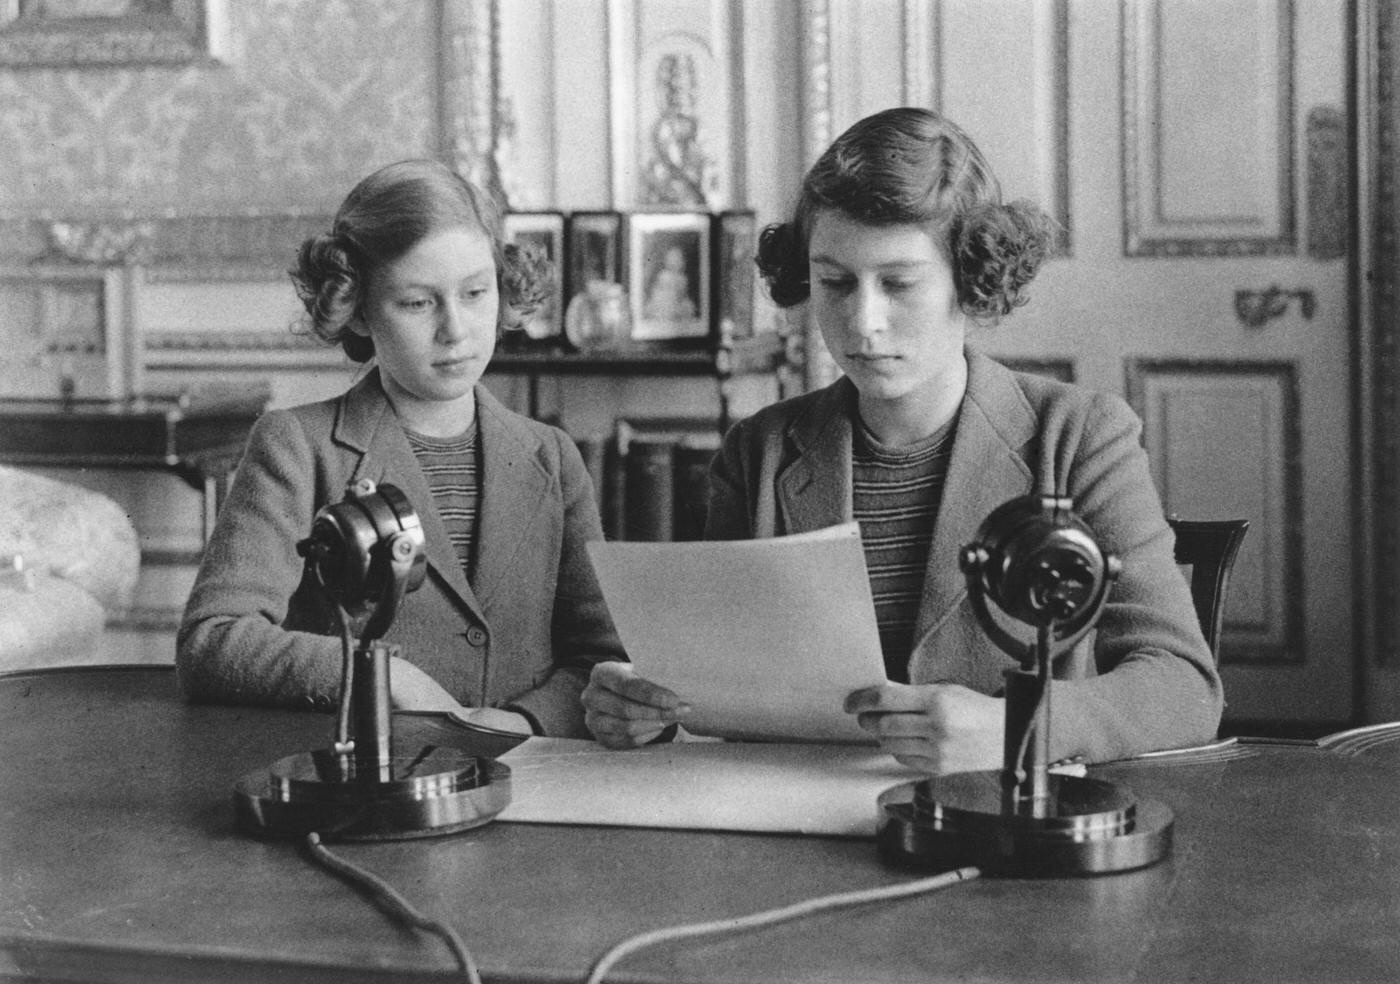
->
[[496, 737, 925, 838], [587, 522, 887, 743]]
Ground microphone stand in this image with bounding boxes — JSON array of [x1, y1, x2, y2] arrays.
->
[[234, 480, 512, 841], [877, 495, 1175, 876]]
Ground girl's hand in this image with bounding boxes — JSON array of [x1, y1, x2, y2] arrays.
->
[[582, 661, 690, 749], [844, 682, 1004, 774]]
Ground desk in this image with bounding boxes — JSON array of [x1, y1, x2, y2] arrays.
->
[[2, 666, 1398, 984], [0, 393, 266, 543]]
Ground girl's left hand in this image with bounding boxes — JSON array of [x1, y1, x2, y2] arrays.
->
[[844, 682, 1004, 774]]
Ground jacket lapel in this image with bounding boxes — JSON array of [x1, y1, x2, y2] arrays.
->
[[910, 351, 1038, 653], [333, 370, 483, 621], [471, 386, 549, 613], [777, 377, 857, 533]]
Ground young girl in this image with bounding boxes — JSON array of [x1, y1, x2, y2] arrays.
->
[[582, 107, 1223, 768], [178, 159, 622, 738]]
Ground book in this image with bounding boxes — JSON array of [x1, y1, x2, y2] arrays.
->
[[672, 433, 720, 540]]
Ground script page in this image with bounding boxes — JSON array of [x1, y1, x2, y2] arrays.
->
[[587, 522, 887, 743]]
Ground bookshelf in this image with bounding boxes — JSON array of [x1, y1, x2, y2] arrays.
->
[[488, 331, 789, 435]]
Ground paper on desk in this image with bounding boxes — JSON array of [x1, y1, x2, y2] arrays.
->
[[497, 737, 924, 838], [586, 523, 887, 744]]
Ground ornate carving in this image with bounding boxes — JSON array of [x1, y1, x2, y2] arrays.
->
[[1306, 105, 1347, 260], [440, 0, 502, 204], [641, 51, 712, 206]]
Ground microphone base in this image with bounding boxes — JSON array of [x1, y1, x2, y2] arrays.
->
[[234, 744, 511, 841], [877, 771, 1172, 877]]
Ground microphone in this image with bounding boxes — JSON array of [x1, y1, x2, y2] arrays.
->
[[234, 480, 512, 841], [877, 494, 1173, 877]]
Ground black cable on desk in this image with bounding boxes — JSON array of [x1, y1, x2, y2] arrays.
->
[[304, 832, 483, 984], [583, 865, 981, 984]]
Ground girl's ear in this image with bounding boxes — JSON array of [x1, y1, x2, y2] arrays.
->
[[347, 314, 371, 338]]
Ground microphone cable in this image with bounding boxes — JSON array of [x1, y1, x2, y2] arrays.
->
[[303, 832, 483, 984], [583, 865, 981, 984]]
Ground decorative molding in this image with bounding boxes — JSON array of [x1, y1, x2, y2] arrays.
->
[[439, 0, 502, 204], [1372, 0, 1400, 665], [1306, 105, 1348, 260], [901, 0, 938, 109], [799, 0, 837, 391], [1125, 358, 1304, 665], [0, 0, 230, 68], [1, 214, 331, 282], [1121, 0, 1297, 257]]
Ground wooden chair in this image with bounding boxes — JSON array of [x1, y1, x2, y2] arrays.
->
[[1167, 517, 1250, 663]]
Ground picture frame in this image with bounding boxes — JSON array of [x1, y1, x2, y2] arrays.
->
[[565, 211, 625, 303], [502, 211, 566, 344], [714, 210, 757, 340], [0, 0, 231, 67], [626, 212, 711, 344]]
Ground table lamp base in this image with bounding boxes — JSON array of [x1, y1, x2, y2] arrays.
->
[[234, 744, 511, 841], [877, 771, 1172, 877]]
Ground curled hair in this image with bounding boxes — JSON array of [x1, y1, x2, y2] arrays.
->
[[289, 159, 554, 362], [755, 107, 1058, 322]]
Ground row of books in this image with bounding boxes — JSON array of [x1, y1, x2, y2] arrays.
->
[[571, 418, 723, 542]]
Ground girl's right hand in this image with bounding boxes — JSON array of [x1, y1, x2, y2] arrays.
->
[[582, 661, 690, 748]]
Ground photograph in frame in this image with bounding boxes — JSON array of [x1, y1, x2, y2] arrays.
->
[[627, 212, 710, 343], [714, 211, 757, 340], [565, 211, 624, 303], [502, 211, 566, 344]]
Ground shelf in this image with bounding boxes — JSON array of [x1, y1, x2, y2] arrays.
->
[[488, 332, 786, 379]]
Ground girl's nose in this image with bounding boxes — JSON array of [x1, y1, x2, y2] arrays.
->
[[852, 284, 888, 337], [436, 300, 469, 343]]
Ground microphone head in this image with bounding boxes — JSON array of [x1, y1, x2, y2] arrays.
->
[[297, 480, 426, 633], [961, 495, 1119, 634]]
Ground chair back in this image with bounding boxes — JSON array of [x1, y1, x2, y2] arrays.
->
[[1168, 517, 1250, 663]]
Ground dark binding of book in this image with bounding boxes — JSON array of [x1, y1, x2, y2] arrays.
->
[[612, 417, 721, 542]]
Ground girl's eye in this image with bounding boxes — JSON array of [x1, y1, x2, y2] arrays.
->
[[816, 277, 853, 292], [399, 296, 433, 311], [461, 286, 490, 301], [883, 278, 917, 292]]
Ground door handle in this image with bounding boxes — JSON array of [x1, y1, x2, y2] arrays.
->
[[1234, 286, 1315, 328]]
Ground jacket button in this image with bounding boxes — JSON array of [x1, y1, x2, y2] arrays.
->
[[466, 626, 488, 647]]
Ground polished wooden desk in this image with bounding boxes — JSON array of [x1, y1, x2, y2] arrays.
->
[[0, 392, 266, 542], [2, 666, 1398, 984]]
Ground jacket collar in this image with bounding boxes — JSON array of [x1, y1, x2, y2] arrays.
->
[[774, 352, 1040, 659], [331, 369, 548, 622], [910, 349, 1038, 651]]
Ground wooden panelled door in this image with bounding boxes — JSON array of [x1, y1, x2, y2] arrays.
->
[[814, 0, 1354, 727], [970, 0, 1350, 728]]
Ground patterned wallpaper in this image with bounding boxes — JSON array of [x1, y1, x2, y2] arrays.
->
[[0, 1, 436, 227]]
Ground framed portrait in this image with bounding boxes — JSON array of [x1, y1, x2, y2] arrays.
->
[[626, 212, 710, 344], [714, 210, 757, 340], [502, 211, 566, 344], [0, 0, 231, 67], [565, 211, 624, 302]]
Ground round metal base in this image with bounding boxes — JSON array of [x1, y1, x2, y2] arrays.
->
[[234, 744, 511, 841], [877, 771, 1172, 877]]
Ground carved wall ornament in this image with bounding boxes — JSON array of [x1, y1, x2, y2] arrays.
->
[[641, 51, 712, 207]]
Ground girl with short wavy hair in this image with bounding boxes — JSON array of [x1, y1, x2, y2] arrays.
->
[[180, 159, 622, 737], [583, 108, 1222, 770]]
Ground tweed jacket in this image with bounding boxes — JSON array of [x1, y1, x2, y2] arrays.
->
[[177, 370, 623, 737], [705, 349, 1223, 763]]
